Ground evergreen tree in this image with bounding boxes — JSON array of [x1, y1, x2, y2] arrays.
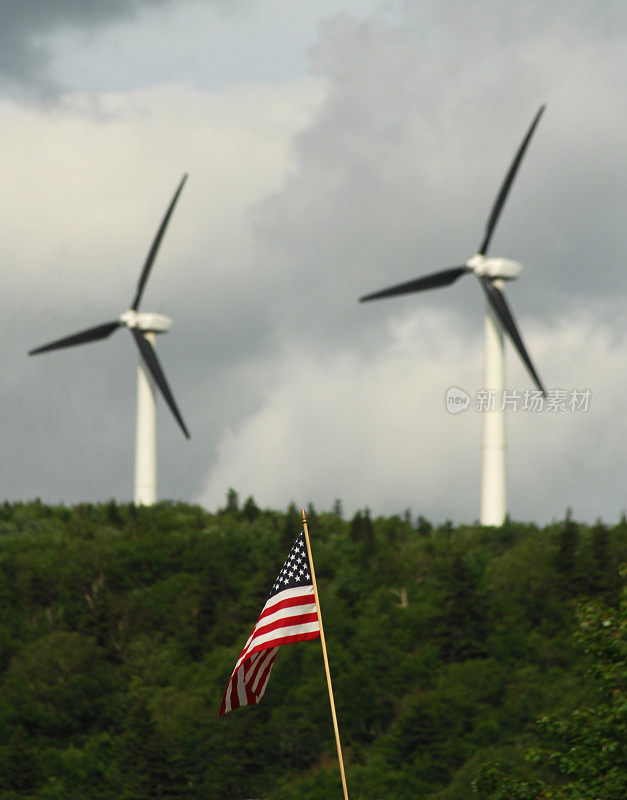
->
[[350, 508, 375, 555], [0, 725, 38, 794], [415, 514, 432, 535], [225, 488, 239, 513], [106, 499, 123, 528], [438, 554, 488, 663], [589, 522, 622, 603], [0, 501, 624, 800], [554, 508, 582, 597], [306, 502, 318, 527], [117, 699, 194, 799], [473, 589, 626, 800], [282, 502, 302, 550], [242, 495, 260, 522]]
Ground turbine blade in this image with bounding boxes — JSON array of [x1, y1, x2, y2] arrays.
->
[[478, 105, 546, 256], [360, 266, 469, 302], [479, 276, 545, 394], [131, 328, 190, 439], [131, 173, 188, 311], [29, 320, 121, 355]]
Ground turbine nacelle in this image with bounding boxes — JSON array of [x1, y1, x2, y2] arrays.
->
[[466, 255, 522, 281], [119, 310, 173, 334]]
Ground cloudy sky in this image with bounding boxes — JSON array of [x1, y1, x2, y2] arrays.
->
[[1, 0, 625, 524]]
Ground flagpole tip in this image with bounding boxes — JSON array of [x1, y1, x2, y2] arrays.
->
[[301, 508, 307, 524]]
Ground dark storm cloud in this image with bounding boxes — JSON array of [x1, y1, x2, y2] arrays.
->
[[198, 6, 627, 520], [2, 1, 127, 92], [249, 5, 626, 344], [1, 1, 625, 523], [0, 0, 238, 95]]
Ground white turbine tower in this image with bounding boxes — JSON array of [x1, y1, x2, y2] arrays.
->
[[29, 174, 190, 506], [360, 107, 547, 526]]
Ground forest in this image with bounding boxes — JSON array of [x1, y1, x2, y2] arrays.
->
[[0, 497, 624, 799]]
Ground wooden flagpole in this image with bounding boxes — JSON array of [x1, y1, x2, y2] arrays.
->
[[301, 509, 350, 800]]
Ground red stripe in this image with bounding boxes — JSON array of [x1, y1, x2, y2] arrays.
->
[[243, 623, 318, 664], [258, 590, 316, 621], [233, 612, 318, 665], [249, 649, 277, 695], [253, 610, 319, 639], [219, 647, 280, 715], [246, 650, 273, 690], [244, 628, 320, 660], [219, 672, 235, 715], [218, 573, 321, 715], [254, 658, 274, 699]]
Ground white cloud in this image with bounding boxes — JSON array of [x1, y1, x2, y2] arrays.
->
[[199, 302, 626, 523], [2, 2, 624, 525], [0, 78, 324, 503], [0, 79, 324, 300]]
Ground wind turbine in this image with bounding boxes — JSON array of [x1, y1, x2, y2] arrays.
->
[[360, 106, 547, 526], [29, 174, 190, 507]]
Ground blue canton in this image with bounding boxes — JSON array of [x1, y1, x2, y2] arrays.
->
[[268, 531, 313, 598]]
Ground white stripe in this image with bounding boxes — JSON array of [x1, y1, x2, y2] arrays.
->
[[255, 666, 272, 701], [231, 590, 317, 672], [250, 647, 278, 694], [255, 600, 318, 631], [261, 585, 315, 612], [245, 620, 320, 651], [235, 664, 247, 708]]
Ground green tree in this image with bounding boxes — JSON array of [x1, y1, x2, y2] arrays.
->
[[282, 502, 302, 550], [242, 495, 260, 522], [553, 509, 581, 597], [437, 554, 488, 663], [0, 724, 39, 793], [416, 514, 432, 535], [473, 587, 626, 799], [0, 502, 625, 800], [588, 522, 622, 603], [117, 698, 194, 799], [225, 488, 239, 512], [350, 508, 375, 554]]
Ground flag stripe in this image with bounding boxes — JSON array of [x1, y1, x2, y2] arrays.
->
[[229, 619, 320, 680], [255, 609, 319, 638], [235, 664, 247, 708], [244, 621, 320, 654], [219, 531, 320, 715], [249, 647, 277, 694], [230, 617, 319, 676], [230, 590, 317, 669], [258, 598, 317, 627], [258, 591, 316, 621]]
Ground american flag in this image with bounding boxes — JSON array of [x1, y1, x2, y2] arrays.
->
[[219, 531, 320, 715]]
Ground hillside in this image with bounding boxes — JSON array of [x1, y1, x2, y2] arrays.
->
[[0, 500, 624, 799]]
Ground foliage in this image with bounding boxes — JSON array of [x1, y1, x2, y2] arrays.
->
[[0, 500, 624, 799], [472, 584, 626, 799]]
